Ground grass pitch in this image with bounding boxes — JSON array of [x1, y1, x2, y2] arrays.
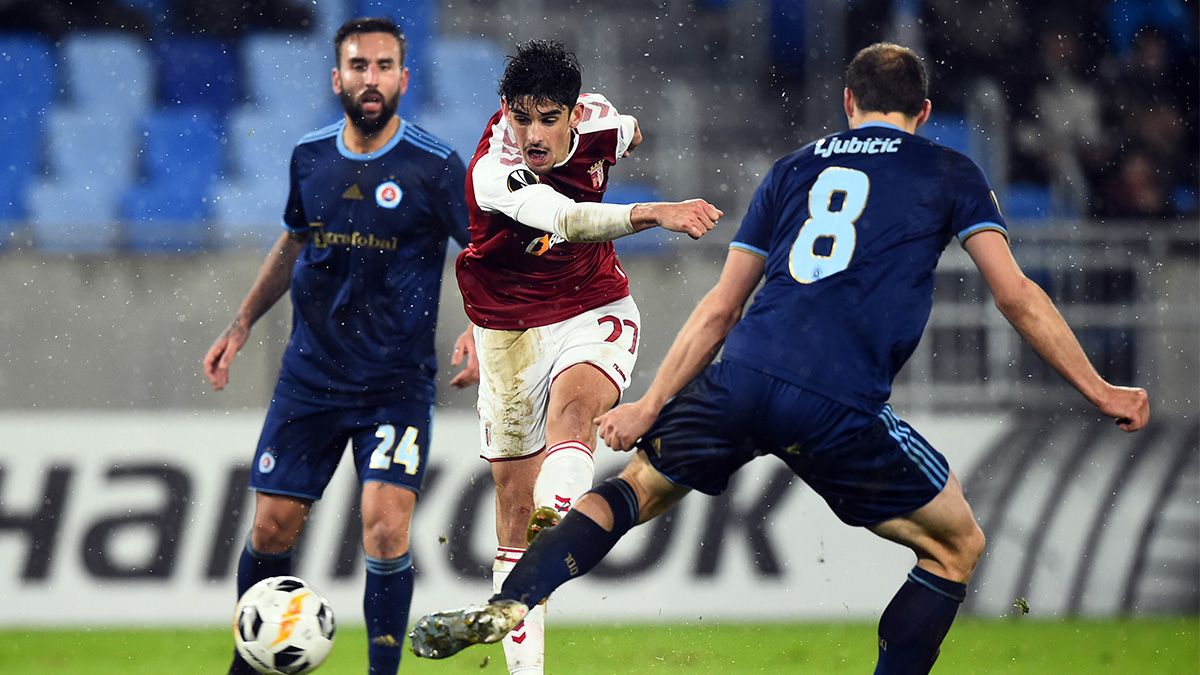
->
[[0, 617, 1195, 674]]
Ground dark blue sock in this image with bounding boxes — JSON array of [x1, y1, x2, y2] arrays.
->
[[230, 538, 294, 675], [874, 566, 967, 675], [364, 552, 413, 675], [497, 478, 640, 608]]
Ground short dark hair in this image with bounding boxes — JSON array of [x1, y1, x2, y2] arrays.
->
[[498, 40, 582, 110], [845, 43, 927, 117], [334, 17, 405, 67]]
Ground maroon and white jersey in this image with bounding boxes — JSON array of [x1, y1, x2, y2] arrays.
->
[[456, 93, 639, 329]]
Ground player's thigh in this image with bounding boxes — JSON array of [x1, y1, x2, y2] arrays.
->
[[785, 403, 952, 528], [360, 481, 417, 556], [551, 296, 641, 402], [347, 399, 433, 495], [545, 362, 619, 442], [635, 361, 762, 496], [868, 472, 984, 580], [250, 391, 354, 501], [474, 324, 554, 460]]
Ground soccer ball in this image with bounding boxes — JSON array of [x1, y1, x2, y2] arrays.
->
[[233, 576, 336, 674]]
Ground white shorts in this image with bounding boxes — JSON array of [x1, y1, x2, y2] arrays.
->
[[475, 296, 641, 461]]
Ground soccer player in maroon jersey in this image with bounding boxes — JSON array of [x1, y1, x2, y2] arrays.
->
[[445, 39, 722, 674]]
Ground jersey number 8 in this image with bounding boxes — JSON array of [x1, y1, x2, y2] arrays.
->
[[788, 166, 869, 284]]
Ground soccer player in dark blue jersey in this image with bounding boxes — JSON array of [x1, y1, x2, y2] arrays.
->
[[202, 17, 470, 675], [408, 43, 1150, 672]]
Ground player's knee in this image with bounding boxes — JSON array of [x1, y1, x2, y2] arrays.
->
[[940, 522, 985, 581], [962, 523, 986, 572], [362, 517, 410, 559], [585, 477, 640, 534], [250, 511, 303, 553]]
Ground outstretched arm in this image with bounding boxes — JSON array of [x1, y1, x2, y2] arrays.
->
[[596, 249, 766, 450], [964, 231, 1149, 431], [202, 231, 308, 390]]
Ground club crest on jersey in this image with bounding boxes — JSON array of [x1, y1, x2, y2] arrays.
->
[[258, 450, 276, 474], [507, 168, 539, 192], [588, 160, 605, 190], [375, 181, 403, 209]]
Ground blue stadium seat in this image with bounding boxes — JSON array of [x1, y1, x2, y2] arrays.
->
[[415, 107, 483, 163], [119, 109, 222, 251], [607, 181, 676, 256], [429, 37, 503, 112], [156, 38, 240, 112], [45, 109, 137, 184], [418, 37, 503, 159], [26, 179, 121, 253], [358, 0, 433, 119], [0, 34, 57, 118], [63, 33, 153, 119], [226, 109, 317, 179], [211, 176, 290, 248], [240, 35, 334, 131], [920, 114, 971, 156], [1002, 182, 1055, 222], [0, 34, 57, 221]]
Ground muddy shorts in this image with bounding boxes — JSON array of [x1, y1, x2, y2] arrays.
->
[[474, 296, 640, 461]]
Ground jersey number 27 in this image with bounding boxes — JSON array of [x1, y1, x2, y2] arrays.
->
[[788, 166, 868, 284]]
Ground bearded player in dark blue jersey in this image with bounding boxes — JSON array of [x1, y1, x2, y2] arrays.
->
[[408, 43, 1150, 672], [203, 17, 470, 675]]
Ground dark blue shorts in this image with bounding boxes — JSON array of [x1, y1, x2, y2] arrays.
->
[[639, 361, 949, 527], [249, 386, 433, 501]]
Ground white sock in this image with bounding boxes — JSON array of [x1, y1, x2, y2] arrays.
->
[[493, 547, 544, 674], [533, 440, 596, 514]]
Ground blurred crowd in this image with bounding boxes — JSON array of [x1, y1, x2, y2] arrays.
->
[[892, 0, 1196, 220]]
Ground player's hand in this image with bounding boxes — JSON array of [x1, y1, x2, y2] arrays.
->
[[652, 199, 723, 240], [449, 326, 479, 389], [1098, 385, 1150, 432], [595, 400, 659, 452], [202, 319, 250, 391]]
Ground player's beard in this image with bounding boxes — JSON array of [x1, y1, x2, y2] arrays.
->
[[340, 88, 399, 136]]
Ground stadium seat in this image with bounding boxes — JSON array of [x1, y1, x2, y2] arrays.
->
[[211, 177, 290, 248], [26, 179, 121, 253], [607, 181, 677, 256], [44, 108, 137, 184], [0, 34, 57, 119], [240, 34, 335, 131], [62, 33, 153, 120], [225, 109, 322, 179], [0, 34, 57, 221], [357, 0, 433, 118], [156, 37, 241, 112], [415, 108, 483, 163], [428, 37, 503, 112], [920, 114, 971, 156], [1002, 183, 1055, 222], [119, 108, 222, 251]]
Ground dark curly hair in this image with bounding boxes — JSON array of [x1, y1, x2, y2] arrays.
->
[[498, 39, 582, 110]]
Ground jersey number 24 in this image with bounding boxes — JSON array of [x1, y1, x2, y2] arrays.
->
[[788, 167, 868, 284]]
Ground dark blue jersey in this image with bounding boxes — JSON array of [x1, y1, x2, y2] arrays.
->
[[278, 119, 470, 404], [722, 122, 1006, 414]]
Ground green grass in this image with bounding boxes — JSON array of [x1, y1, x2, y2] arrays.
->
[[0, 618, 1196, 674]]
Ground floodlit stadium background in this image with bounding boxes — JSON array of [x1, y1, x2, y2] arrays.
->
[[0, 0, 1196, 634]]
